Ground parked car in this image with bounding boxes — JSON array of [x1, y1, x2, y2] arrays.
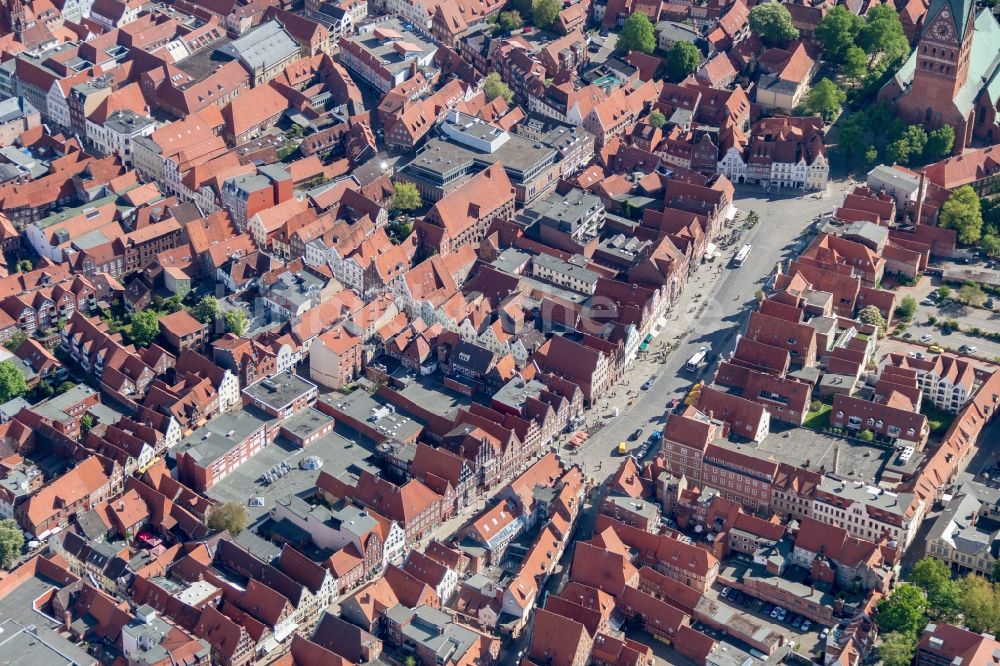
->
[[919, 334, 933, 343], [642, 378, 655, 390], [960, 344, 978, 354], [801, 620, 812, 631], [721, 587, 731, 598], [792, 616, 803, 628], [929, 344, 944, 353], [628, 428, 643, 441], [649, 431, 663, 442]]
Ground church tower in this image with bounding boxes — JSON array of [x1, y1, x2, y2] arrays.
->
[[911, 0, 975, 110]]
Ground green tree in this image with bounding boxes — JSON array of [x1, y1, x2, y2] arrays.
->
[[878, 632, 918, 666], [886, 138, 912, 165], [936, 285, 952, 301], [858, 5, 908, 65], [925, 125, 955, 160], [531, 0, 560, 29], [192, 296, 220, 325], [15, 259, 32, 273], [958, 282, 987, 308], [858, 429, 875, 442], [0, 519, 24, 569], [877, 584, 928, 635], [647, 110, 666, 128], [982, 234, 1000, 259], [512, 0, 532, 17], [0, 360, 28, 403], [896, 296, 917, 322], [748, 2, 799, 47], [957, 575, 1000, 634], [803, 79, 846, 121], [900, 125, 928, 159], [842, 46, 868, 79], [482, 72, 513, 104], [815, 6, 863, 62], [130, 310, 159, 347], [665, 41, 700, 82], [404, 657, 417, 666], [910, 557, 960, 620], [858, 304, 887, 336], [80, 414, 94, 434], [618, 12, 656, 54], [939, 185, 984, 245], [3, 330, 26, 352], [836, 118, 865, 162], [224, 309, 249, 337], [207, 502, 248, 535], [498, 10, 523, 31], [863, 145, 879, 167], [390, 181, 422, 212]]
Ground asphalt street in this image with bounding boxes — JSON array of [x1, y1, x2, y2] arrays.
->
[[570, 182, 854, 478]]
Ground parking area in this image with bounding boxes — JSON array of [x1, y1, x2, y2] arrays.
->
[[697, 582, 823, 660], [889, 274, 1000, 362], [206, 424, 380, 524]]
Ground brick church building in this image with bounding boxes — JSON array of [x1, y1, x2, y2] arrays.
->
[[879, 0, 1000, 150]]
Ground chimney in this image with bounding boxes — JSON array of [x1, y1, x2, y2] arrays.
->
[[914, 169, 926, 225]]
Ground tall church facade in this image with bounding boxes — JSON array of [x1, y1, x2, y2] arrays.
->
[[880, 0, 1000, 150]]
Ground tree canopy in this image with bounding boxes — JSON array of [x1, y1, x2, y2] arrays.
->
[[192, 296, 219, 325], [748, 3, 799, 47], [531, 0, 560, 29], [858, 4, 908, 64], [207, 502, 248, 535], [858, 305, 887, 337], [804, 78, 846, 121], [909, 557, 960, 620], [879, 632, 918, 666], [925, 125, 955, 160], [877, 584, 928, 635], [896, 296, 917, 322], [482, 72, 514, 104], [939, 185, 983, 245], [0, 361, 26, 405], [130, 310, 159, 347], [618, 12, 656, 54], [390, 181, 422, 212], [498, 10, 523, 31], [647, 110, 666, 128], [665, 41, 700, 82], [225, 309, 249, 337], [0, 519, 23, 569], [815, 6, 863, 63]]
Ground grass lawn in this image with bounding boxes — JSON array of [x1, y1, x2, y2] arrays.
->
[[804, 404, 832, 430], [920, 403, 957, 435]]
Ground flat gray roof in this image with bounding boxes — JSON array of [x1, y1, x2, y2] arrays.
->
[[243, 373, 317, 411], [408, 133, 556, 179], [217, 21, 299, 71], [0, 621, 94, 666], [317, 388, 423, 442], [174, 407, 274, 466], [280, 407, 333, 441]]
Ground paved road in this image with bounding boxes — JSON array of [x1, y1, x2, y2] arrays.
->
[[570, 182, 853, 475]]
